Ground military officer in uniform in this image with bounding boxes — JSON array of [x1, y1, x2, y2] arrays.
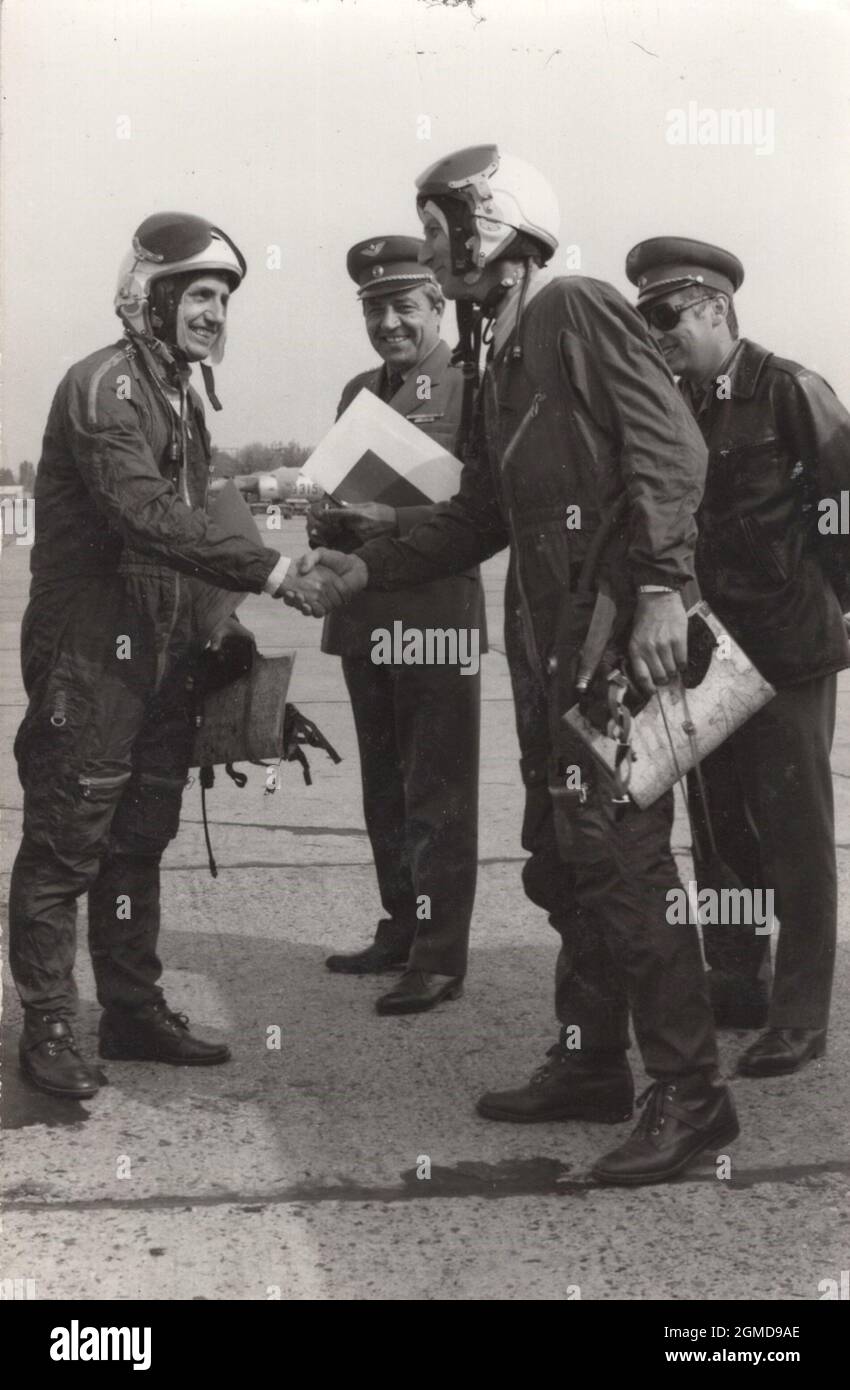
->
[[312, 237, 486, 1015], [306, 149, 739, 1186], [626, 236, 850, 1074]]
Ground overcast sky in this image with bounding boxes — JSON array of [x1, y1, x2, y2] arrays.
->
[[2, 0, 848, 467]]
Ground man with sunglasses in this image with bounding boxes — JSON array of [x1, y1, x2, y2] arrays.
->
[[627, 237, 850, 1074]]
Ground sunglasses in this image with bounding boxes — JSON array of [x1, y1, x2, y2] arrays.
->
[[639, 295, 713, 332]]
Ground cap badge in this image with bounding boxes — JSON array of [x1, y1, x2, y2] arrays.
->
[[362, 241, 386, 258], [371, 266, 384, 278]]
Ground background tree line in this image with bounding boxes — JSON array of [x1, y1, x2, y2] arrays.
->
[[1, 461, 36, 493]]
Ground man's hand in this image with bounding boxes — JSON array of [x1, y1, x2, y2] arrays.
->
[[206, 615, 256, 675], [629, 590, 688, 695], [306, 495, 342, 547], [321, 501, 397, 542], [274, 557, 359, 617], [298, 547, 369, 599], [203, 615, 256, 689]]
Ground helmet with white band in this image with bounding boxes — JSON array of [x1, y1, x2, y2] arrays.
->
[[416, 144, 560, 279], [115, 212, 246, 362]]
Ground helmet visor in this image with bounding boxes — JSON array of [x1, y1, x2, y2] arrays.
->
[[132, 213, 246, 280]]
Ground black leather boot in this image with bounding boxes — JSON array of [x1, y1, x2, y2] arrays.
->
[[591, 1073, 739, 1185], [375, 970, 463, 1015], [476, 1034, 634, 1124], [738, 1027, 826, 1077], [325, 941, 410, 975], [99, 1001, 231, 1065], [19, 1014, 100, 1099]]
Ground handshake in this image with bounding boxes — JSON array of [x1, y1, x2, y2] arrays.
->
[[274, 548, 369, 617]]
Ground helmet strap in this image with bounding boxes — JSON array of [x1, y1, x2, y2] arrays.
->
[[125, 324, 176, 370], [451, 298, 483, 373], [450, 300, 485, 462], [507, 262, 532, 364], [200, 362, 223, 412]]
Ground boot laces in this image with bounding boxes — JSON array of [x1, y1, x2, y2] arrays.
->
[[38, 1015, 79, 1057], [531, 1027, 573, 1084], [635, 1080, 677, 1136], [150, 1003, 190, 1034]]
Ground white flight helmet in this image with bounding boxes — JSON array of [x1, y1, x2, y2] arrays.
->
[[114, 212, 246, 364], [416, 144, 560, 280]]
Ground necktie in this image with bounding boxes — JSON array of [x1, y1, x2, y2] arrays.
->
[[383, 368, 404, 401]]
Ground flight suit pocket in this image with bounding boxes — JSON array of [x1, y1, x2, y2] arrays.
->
[[514, 518, 575, 617], [110, 771, 187, 854], [52, 770, 132, 860]]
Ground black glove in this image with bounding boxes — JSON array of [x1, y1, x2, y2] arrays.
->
[[200, 617, 256, 694]]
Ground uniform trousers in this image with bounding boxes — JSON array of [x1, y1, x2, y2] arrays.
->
[[341, 657, 480, 977], [689, 673, 837, 1030]]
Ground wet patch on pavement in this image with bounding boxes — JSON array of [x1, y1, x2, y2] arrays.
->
[[5, 1154, 850, 1210]]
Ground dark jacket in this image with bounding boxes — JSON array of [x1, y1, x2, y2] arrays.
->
[[31, 335, 280, 606], [320, 338, 487, 655], [684, 338, 850, 687], [358, 276, 707, 755]]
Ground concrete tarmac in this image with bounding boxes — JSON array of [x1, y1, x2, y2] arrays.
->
[[1, 521, 848, 1301]]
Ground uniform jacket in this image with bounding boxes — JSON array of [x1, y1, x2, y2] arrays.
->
[[31, 335, 280, 636], [683, 338, 850, 687], [358, 276, 707, 777], [320, 337, 487, 655]]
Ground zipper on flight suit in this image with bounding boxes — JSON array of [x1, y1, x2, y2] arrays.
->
[[499, 390, 546, 475], [78, 771, 132, 800], [153, 376, 189, 690], [154, 378, 194, 689]]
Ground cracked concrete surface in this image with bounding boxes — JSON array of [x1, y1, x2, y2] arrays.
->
[[1, 523, 848, 1301]]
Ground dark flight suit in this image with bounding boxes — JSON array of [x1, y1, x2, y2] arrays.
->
[[9, 334, 281, 1020], [358, 275, 719, 1079], [683, 338, 850, 1029], [320, 339, 485, 977]]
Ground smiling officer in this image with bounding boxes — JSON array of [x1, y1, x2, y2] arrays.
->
[[312, 236, 486, 1014], [627, 236, 850, 1074]]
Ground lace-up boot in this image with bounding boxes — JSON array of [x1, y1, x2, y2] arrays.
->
[[20, 1013, 100, 1099], [99, 1000, 230, 1065], [591, 1073, 738, 1185], [476, 1030, 634, 1123]]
